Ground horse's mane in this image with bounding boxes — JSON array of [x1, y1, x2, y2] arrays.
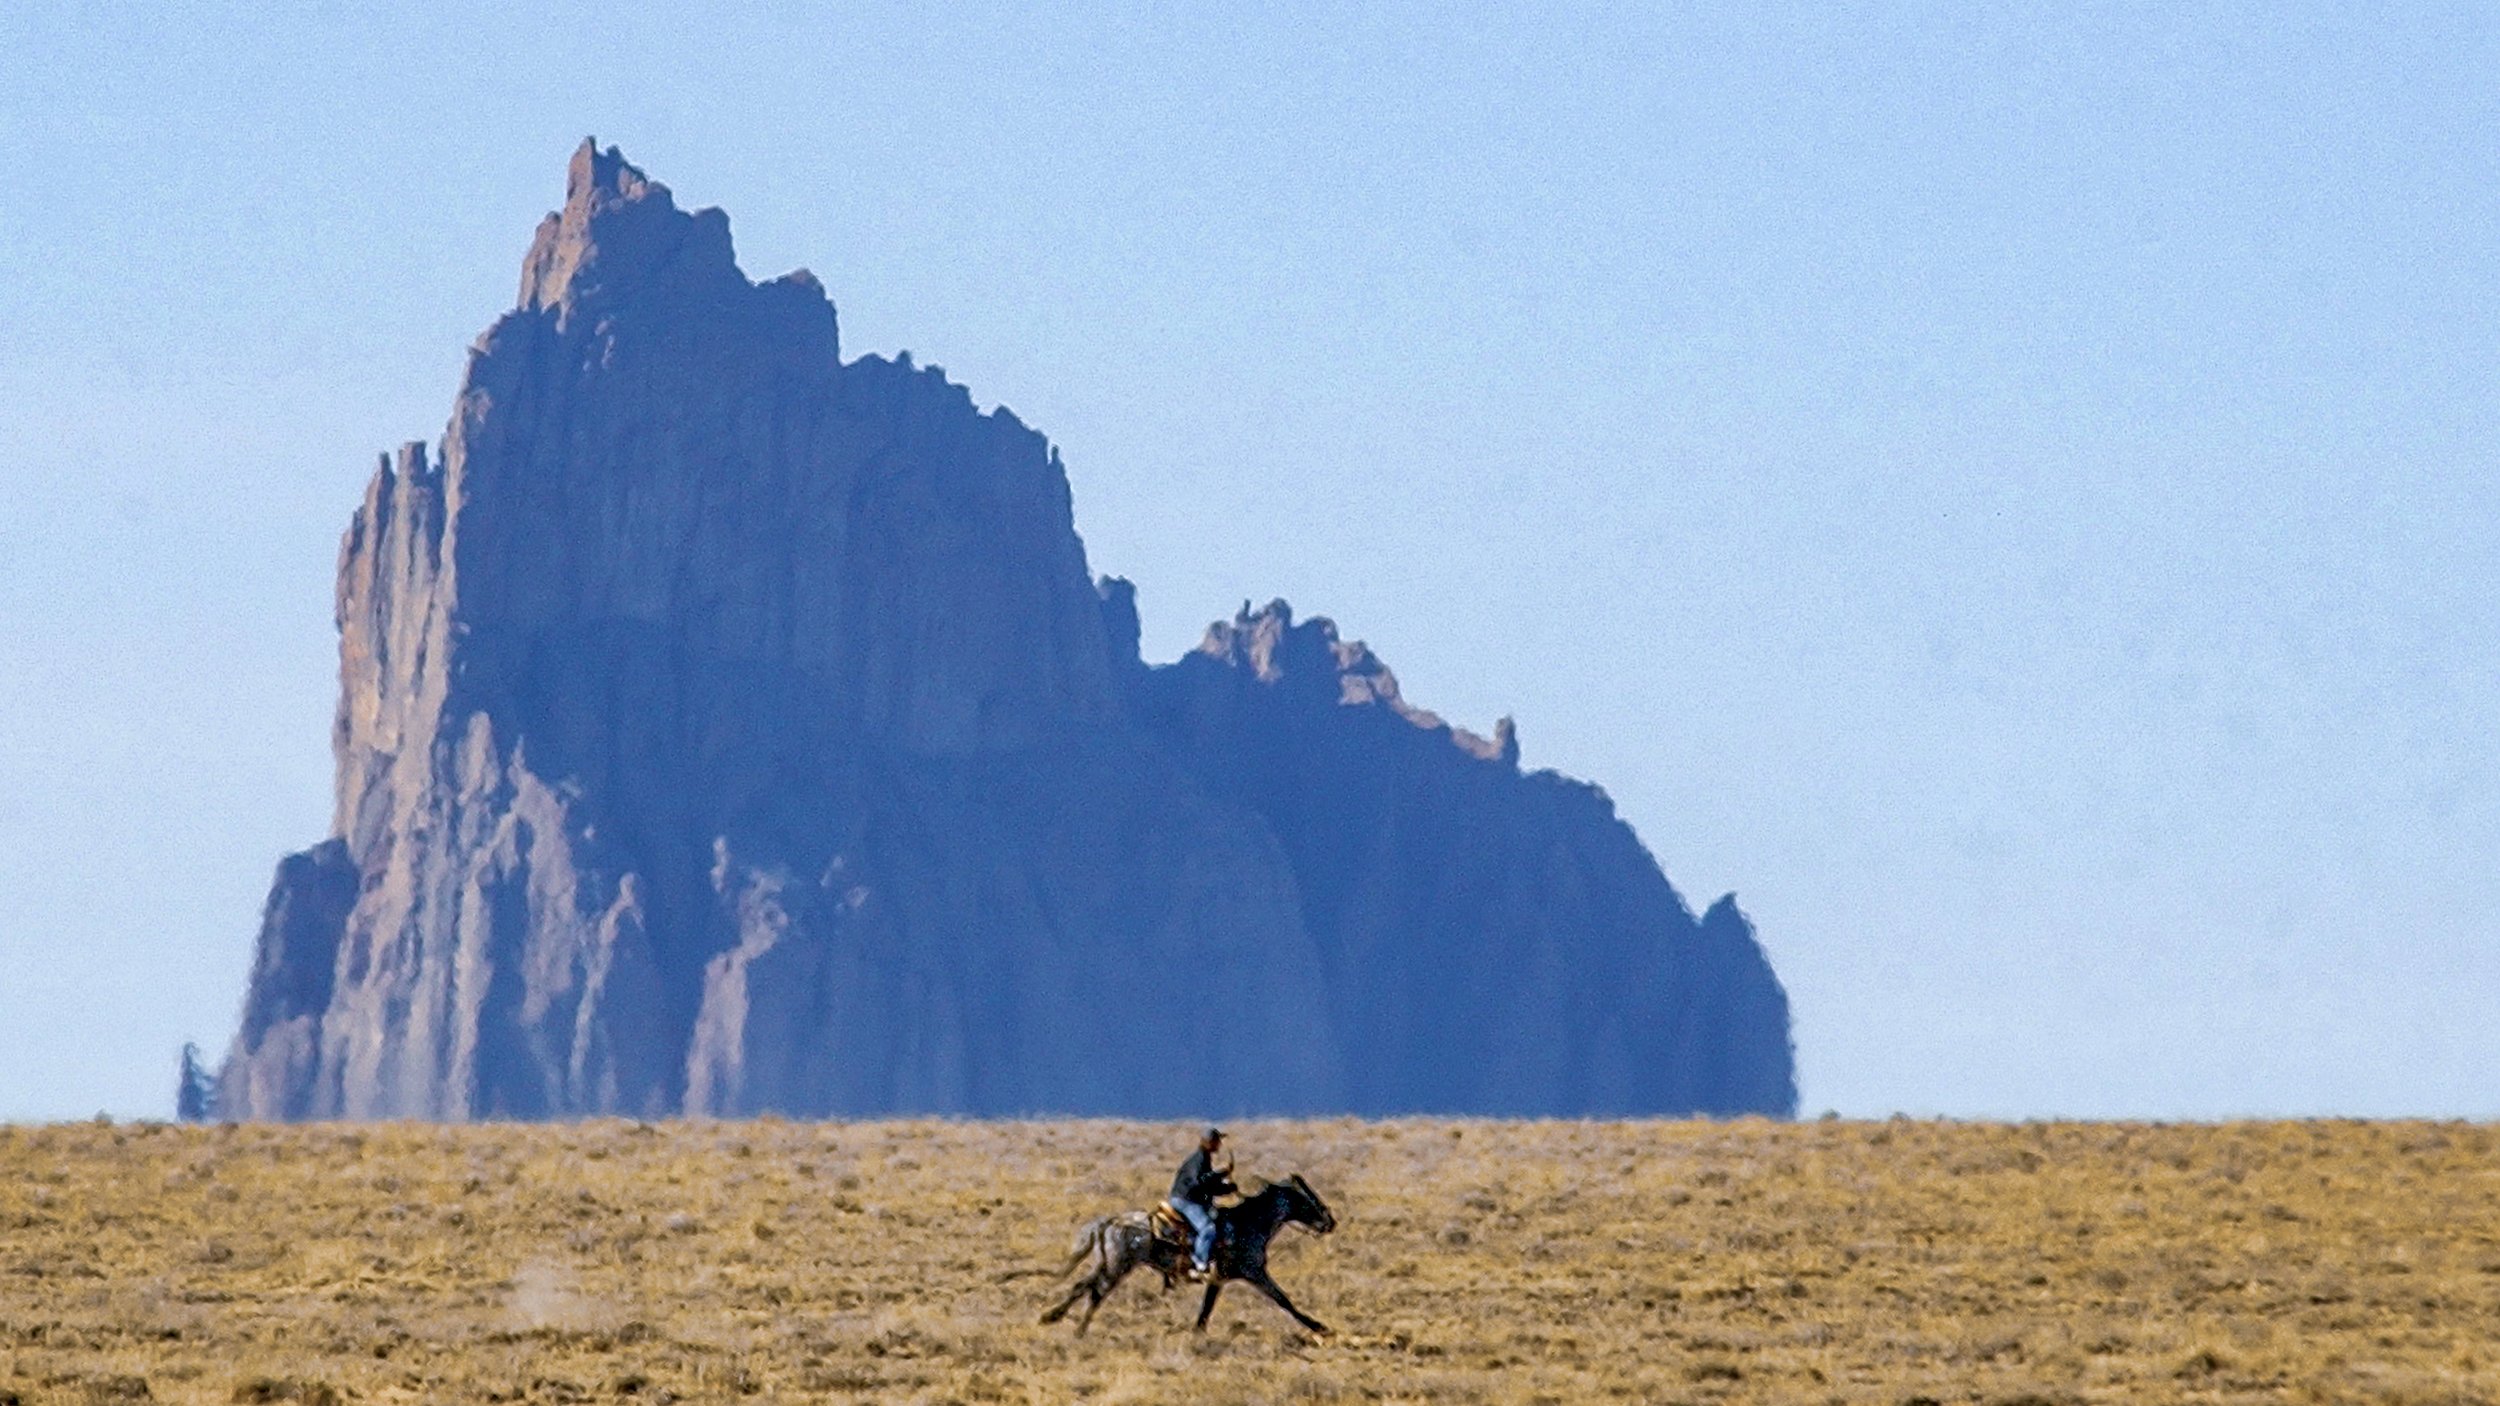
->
[[1233, 1173, 1322, 1213]]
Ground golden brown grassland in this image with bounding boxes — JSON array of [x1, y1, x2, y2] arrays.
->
[[0, 1118, 2494, 1404]]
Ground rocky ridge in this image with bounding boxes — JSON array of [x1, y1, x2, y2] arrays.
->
[[216, 142, 1796, 1120]]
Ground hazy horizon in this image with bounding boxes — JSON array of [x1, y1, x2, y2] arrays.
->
[[2, 3, 2493, 1122]]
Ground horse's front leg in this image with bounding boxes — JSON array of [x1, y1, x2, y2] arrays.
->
[[1247, 1270, 1331, 1336], [1193, 1279, 1224, 1331]]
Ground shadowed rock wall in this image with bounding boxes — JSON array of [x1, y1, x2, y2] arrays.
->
[[217, 142, 1796, 1120]]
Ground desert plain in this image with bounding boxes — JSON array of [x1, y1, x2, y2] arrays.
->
[[0, 1117, 2493, 1404]]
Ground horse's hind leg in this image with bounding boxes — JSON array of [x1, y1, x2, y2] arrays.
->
[[1042, 1233, 1107, 1326], [1076, 1257, 1140, 1337], [1040, 1276, 1092, 1326], [1248, 1271, 1331, 1336]]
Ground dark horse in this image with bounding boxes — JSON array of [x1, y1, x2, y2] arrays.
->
[[1040, 1174, 1338, 1336]]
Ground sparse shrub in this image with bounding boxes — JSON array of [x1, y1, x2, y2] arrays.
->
[[2176, 1347, 2230, 1377], [231, 1380, 341, 1405]]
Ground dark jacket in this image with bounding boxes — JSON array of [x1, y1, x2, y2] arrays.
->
[[1171, 1148, 1235, 1207]]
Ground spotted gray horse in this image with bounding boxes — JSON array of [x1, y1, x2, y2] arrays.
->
[[1041, 1175, 1339, 1335]]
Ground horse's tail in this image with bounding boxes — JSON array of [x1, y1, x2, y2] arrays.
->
[[1057, 1215, 1110, 1277], [999, 1218, 1109, 1287]]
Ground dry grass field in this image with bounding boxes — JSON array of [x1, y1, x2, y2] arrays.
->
[[0, 1118, 2494, 1404]]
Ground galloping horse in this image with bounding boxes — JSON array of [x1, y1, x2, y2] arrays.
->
[[1041, 1174, 1338, 1336]]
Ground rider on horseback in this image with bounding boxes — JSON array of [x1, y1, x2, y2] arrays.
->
[[1169, 1127, 1235, 1278]]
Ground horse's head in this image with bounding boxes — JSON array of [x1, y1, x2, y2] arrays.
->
[[1285, 1173, 1337, 1234]]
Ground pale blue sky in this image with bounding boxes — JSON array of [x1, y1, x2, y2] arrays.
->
[[1, 3, 2492, 1121]]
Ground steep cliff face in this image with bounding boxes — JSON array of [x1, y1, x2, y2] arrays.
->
[[1128, 602, 1795, 1116], [219, 142, 1794, 1120]]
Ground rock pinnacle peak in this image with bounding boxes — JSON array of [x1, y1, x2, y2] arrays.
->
[[565, 137, 658, 212], [518, 139, 734, 315]]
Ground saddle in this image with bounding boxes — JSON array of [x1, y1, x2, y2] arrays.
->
[[1148, 1201, 1191, 1247]]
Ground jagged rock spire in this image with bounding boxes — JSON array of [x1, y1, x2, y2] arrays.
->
[[516, 139, 743, 318], [216, 144, 1795, 1121]]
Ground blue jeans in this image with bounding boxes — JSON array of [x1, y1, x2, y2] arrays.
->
[[1176, 1199, 1217, 1266]]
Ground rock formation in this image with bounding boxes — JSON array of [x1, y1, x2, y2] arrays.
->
[[216, 141, 1796, 1120]]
